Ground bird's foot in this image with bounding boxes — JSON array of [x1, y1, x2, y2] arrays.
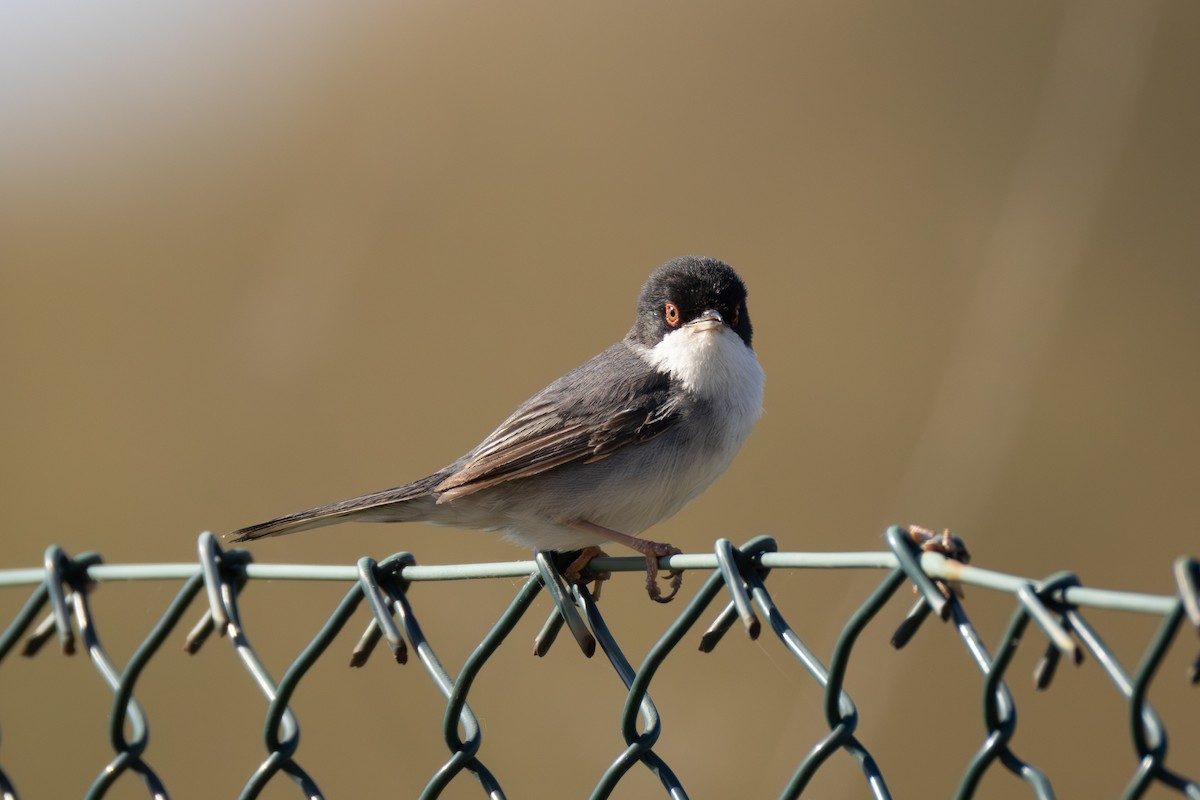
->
[[638, 540, 684, 603], [561, 546, 611, 600], [564, 520, 684, 603]]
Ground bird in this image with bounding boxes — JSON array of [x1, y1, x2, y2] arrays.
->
[[228, 255, 764, 602]]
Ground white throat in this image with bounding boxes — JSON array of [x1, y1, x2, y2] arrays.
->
[[644, 325, 765, 433]]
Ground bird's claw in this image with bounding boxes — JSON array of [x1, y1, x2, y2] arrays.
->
[[562, 546, 612, 600], [642, 543, 683, 603]]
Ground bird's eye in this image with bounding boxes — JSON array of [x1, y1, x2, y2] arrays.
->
[[664, 302, 681, 327], [730, 304, 740, 328]]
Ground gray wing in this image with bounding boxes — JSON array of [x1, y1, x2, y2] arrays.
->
[[435, 343, 681, 501], [228, 343, 680, 541]]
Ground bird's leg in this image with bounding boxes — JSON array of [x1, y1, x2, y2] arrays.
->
[[567, 521, 683, 603], [560, 545, 611, 600]]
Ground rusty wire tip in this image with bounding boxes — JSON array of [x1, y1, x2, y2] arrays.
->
[[938, 596, 955, 621], [348, 639, 373, 667], [349, 620, 382, 668], [698, 602, 739, 653], [890, 615, 922, 650], [21, 613, 59, 658], [390, 642, 408, 665], [532, 611, 563, 658], [579, 635, 596, 659], [892, 596, 936, 648], [732, 589, 760, 639], [20, 637, 46, 658], [183, 613, 215, 654], [697, 631, 723, 652], [533, 606, 567, 657], [570, 607, 597, 657], [1034, 644, 1060, 690]]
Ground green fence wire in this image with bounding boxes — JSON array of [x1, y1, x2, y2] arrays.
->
[[1, 527, 1197, 799]]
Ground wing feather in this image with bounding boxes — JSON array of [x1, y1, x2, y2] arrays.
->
[[435, 343, 680, 502]]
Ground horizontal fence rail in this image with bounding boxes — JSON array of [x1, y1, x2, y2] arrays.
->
[[1, 527, 1197, 799]]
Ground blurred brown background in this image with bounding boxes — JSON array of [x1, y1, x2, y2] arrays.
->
[[2, 1, 1198, 797]]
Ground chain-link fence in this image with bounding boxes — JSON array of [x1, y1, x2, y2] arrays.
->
[[1, 527, 1197, 799]]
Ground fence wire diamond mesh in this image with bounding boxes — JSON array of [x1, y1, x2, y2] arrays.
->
[[1, 527, 1197, 799]]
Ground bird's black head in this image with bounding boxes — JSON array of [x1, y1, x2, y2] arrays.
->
[[629, 256, 753, 349]]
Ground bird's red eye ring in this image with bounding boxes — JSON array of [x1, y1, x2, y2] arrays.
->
[[664, 302, 681, 327]]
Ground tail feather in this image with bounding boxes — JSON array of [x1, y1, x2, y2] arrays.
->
[[226, 473, 443, 542]]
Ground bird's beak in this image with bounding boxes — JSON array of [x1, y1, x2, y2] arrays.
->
[[686, 309, 724, 332]]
